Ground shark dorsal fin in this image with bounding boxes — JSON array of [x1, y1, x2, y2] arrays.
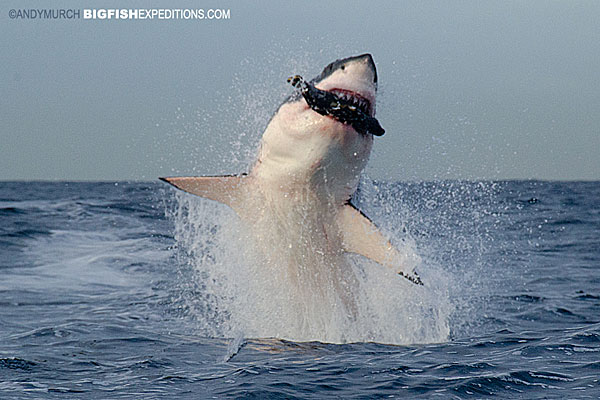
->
[[338, 204, 423, 285]]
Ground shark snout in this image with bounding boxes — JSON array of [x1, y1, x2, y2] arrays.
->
[[356, 53, 374, 66], [354, 53, 377, 84]]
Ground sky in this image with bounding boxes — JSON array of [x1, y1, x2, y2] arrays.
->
[[1, 0, 599, 181]]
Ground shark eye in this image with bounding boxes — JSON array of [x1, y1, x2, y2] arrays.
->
[[341, 65, 345, 71]]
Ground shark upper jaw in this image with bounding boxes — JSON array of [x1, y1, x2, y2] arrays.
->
[[313, 53, 378, 117]]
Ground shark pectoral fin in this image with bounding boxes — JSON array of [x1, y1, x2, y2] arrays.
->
[[338, 204, 423, 285], [159, 175, 248, 212]]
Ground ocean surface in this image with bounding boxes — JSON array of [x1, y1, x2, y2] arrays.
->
[[0, 180, 598, 399]]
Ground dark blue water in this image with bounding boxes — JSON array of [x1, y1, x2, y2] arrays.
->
[[1, 180, 598, 399]]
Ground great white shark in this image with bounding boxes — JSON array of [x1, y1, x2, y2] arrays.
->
[[160, 54, 423, 292]]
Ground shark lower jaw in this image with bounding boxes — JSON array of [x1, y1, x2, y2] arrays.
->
[[327, 88, 374, 117]]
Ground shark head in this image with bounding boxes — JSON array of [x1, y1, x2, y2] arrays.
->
[[254, 54, 380, 203], [312, 53, 378, 116]]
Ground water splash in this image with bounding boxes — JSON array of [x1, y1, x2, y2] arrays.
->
[[159, 49, 505, 344], [168, 186, 452, 345]]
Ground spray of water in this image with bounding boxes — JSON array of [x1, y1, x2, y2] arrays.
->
[[168, 181, 453, 345], [161, 47, 499, 345]]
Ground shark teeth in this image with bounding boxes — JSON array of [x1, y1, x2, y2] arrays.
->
[[328, 88, 373, 116]]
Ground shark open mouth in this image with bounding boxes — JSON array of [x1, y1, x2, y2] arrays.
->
[[328, 88, 373, 116], [288, 75, 385, 136]]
